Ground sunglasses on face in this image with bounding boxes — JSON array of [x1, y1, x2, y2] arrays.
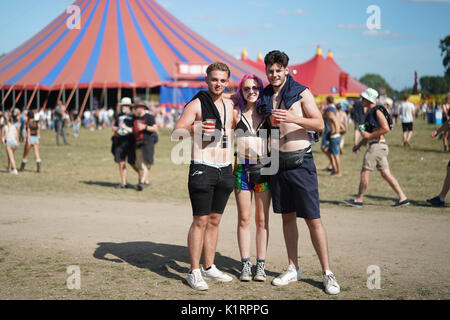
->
[[242, 86, 260, 94]]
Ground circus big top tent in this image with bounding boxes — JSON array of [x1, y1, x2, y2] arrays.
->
[[0, 0, 266, 111], [289, 46, 367, 97]]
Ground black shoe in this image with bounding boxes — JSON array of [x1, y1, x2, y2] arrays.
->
[[115, 183, 129, 189], [36, 162, 41, 173], [392, 199, 410, 208], [143, 182, 151, 188], [136, 183, 143, 191], [426, 196, 445, 207], [19, 162, 26, 172], [344, 199, 363, 208]]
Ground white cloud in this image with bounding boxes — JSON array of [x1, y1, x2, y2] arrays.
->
[[363, 29, 407, 38], [277, 9, 305, 16], [338, 24, 366, 30]]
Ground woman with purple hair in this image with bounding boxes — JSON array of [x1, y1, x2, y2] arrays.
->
[[232, 74, 271, 282]]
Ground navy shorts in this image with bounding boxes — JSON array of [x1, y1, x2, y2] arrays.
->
[[188, 163, 235, 216], [270, 156, 320, 220]]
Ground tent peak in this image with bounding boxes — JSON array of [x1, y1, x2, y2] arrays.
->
[[316, 46, 323, 56]]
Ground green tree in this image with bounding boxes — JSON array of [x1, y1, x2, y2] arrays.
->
[[359, 73, 394, 97], [440, 35, 450, 78], [419, 76, 449, 94]]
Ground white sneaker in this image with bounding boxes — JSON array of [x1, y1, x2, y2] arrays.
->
[[187, 269, 208, 291], [10, 169, 18, 175], [271, 265, 301, 286], [201, 264, 233, 282], [323, 270, 340, 295]]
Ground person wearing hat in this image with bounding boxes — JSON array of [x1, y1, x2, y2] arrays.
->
[[111, 97, 139, 189], [344, 88, 409, 208], [131, 98, 158, 191]]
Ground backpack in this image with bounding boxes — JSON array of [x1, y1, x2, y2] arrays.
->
[[364, 105, 393, 133]]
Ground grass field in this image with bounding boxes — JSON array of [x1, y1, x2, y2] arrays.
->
[[0, 117, 448, 213]]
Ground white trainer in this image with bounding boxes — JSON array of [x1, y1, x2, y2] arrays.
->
[[271, 265, 301, 286], [187, 269, 208, 291], [201, 264, 233, 282], [323, 270, 340, 295]]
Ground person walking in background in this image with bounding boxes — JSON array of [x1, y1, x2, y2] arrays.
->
[[1, 114, 19, 174], [233, 74, 271, 282], [336, 103, 348, 154], [441, 96, 450, 152], [131, 98, 158, 191], [427, 119, 450, 207], [344, 88, 409, 208], [70, 109, 81, 138], [111, 97, 139, 189], [19, 110, 42, 173], [399, 95, 416, 147], [55, 100, 69, 146], [320, 96, 336, 172]]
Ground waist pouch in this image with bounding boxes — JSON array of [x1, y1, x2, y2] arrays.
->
[[279, 147, 312, 171], [246, 162, 271, 185]]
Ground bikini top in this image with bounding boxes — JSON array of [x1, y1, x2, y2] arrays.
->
[[235, 113, 270, 138]]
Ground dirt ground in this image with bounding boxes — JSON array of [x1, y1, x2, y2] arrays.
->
[[0, 194, 449, 300]]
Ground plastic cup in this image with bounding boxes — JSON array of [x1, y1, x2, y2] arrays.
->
[[204, 119, 216, 136], [271, 115, 280, 126]]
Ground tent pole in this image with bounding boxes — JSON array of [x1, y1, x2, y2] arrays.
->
[[24, 90, 28, 108], [79, 85, 92, 120], [65, 85, 78, 109], [56, 85, 64, 103], [75, 88, 79, 112], [14, 90, 23, 108], [116, 85, 121, 115], [41, 90, 51, 111], [37, 90, 40, 111], [105, 85, 108, 109], [1, 89, 4, 112], [1, 86, 14, 111], [26, 85, 39, 110], [89, 87, 93, 111], [12, 89, 16, 109]]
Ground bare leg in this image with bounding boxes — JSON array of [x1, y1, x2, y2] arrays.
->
[[355, 169, 371, 202], [202, 213, 222, 268], [236, 189, 253, 260], [439, 165, 450, 199], [188, 215, 208, 270], [254, 190, 270, 260], [33, 145, 41, 162], [305, 218, 331, 273], [281, 212, 299, 268], [380, 169, 407, 201], [118, 162, 127, 184], [6, 147, 16, 170]]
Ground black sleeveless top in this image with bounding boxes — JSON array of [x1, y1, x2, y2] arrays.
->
[[235, 114, 270, 138]]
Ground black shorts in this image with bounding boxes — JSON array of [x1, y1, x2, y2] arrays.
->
[[270, 155, 320, 220], [188, 163, 235, 216], [402, 122, 413, 132], [114, 137, 136, 164]]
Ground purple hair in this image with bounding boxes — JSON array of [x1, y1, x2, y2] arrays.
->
[[236, 74, 264, 112]]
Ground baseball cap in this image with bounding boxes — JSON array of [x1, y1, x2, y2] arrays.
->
[[361, 88, 379, 104]]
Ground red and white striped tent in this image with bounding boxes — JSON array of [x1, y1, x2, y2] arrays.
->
[[0, 0, 266, 111]]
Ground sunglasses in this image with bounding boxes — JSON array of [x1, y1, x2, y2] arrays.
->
[[242, 86, 260, 94]]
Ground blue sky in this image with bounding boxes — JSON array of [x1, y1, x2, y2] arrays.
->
[[0, 0, 449, 90]]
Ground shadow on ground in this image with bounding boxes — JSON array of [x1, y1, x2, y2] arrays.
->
[[93, 241, 281, 286]]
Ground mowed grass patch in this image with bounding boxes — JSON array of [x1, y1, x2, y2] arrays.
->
[[0, 118, 447, 213]]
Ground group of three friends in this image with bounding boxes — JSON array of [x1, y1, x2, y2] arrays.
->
[[172, 50, 341, 295]]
